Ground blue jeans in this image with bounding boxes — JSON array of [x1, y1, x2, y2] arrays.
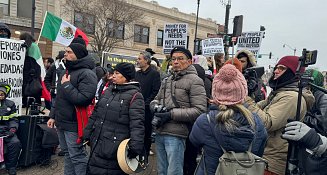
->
[[155, 134, 186, 175], [58, 129, 88, 175]]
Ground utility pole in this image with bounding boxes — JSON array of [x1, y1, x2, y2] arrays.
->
[[223, 0, 231, 60], [31, 0, 36, 37], [194, 0, 200, 55]]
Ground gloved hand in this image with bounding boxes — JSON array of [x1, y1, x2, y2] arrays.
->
[[154, 112, 171, 126], [127, 148, 138, 159], [282, 121, 322, 149], [8, 128, 17, 138]]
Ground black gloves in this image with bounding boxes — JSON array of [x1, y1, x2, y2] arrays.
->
[[128, 148, 138, 159], [152, 112, 171, 128], [282, 121, 322, 149]]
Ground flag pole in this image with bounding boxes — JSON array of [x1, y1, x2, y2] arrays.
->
[[37, 11, 48, 45]]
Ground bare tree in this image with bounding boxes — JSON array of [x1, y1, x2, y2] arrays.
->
[[61, 0, 143, 55]]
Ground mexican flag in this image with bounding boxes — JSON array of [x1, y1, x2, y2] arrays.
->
[[40, 11, 89, 46]]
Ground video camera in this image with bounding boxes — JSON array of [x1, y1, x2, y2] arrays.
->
[[243, 66, 265, 95], [151, 104, 168, 128]]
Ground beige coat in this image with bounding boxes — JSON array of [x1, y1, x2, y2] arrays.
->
[[245, 84, 315, 175], [151, 65, 207, 138]]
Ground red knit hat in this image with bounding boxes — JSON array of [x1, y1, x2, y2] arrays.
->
[[277, 56, 305, 74], [212, 64, 248, 105]]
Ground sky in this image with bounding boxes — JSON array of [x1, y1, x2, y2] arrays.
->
[[145, 0, 327, 71]]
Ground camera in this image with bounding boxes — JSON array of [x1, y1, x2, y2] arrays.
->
[[301, 49, 317, 66], [243, 66, 264, 94], [151, 104, 168, 128]]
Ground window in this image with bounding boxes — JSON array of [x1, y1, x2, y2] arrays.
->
[[74, 11, 95, 34], [0, 0, 9, 16], [107, 19, 124, 39], [17, 0, 32, 18], [157, 30, 163, 46], [134, 25, 149, 44]]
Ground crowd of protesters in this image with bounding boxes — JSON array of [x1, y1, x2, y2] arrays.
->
[[1, 21, 327, 175]]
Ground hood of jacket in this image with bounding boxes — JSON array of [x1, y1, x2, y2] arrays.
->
[[65, 54, 95, 71], [172, 65, 198, 80], [235, 49, 256, 67]]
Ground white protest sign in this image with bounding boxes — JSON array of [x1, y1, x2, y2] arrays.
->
[[163, 23, 188, 54], [202, 38, 224, 56], [236, 31, 264, 57], [0, 38, 26, 115]]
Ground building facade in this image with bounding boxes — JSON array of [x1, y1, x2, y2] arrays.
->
[[1, 0, 219, 62]]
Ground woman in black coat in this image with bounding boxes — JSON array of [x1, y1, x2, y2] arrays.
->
[[84, 62, 145, 175]]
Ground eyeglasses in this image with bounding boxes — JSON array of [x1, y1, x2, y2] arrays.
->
[[171, 56, 188, 61], [275, 65, 287, 71]]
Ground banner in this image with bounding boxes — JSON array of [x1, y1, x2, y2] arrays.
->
[[0, 38, 26, 115], [102, 52, 137, 68], [202, 38, 224, 56], [163, 23, 188, 54], [236, 31, 264, 57]]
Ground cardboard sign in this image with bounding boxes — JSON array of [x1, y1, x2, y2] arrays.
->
[[163, 23, 188, 54], [0, 38, 26, 114], [236, 31, 264, 57], [202, 38, 225, 56]]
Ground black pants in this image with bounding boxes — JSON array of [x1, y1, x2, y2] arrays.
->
[[144, 106, 153, 156], [4, 134, 22, 170], [183, 136, 198, 175]]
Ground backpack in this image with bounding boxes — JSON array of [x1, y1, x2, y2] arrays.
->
[[203, 114, 267, 175]]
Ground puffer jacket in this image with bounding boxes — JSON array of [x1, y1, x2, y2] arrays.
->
[[0, 99, 18, 134], [150, 65, 207, 138], [84, 82, 145, 175], [245, 82, 315, 175], [49, 55, 97, 132], [190, 105, 267, 175]]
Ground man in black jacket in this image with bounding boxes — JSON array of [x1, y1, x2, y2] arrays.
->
[[135, 51, 161, 160], [47, 42, 97, 175]]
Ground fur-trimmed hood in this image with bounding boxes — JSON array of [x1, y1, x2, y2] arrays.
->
[[235, 49, 257, 67]]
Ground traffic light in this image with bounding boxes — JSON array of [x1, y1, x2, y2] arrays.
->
[[223, 35, 231, 47], [269, 52, 272, 59], [233, 15, 243, 37]]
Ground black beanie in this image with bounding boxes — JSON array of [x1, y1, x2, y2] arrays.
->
[[170, 46, 192, 60], [71, 35, 86, 47], [114, 62, 135, 81], [68, 43, 88, 59]]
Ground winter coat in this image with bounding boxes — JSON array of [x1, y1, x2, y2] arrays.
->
[[0, 99, 18, 134], [22, 55, 41, 98], [190, 106, 267, 175], [150, 65, 207, 138], [49, 55, 97, 132], [312, 90, 327, 116], [135, 66, 161, 105], [245, 82, 315, 175], [84, 82, 145, 175]]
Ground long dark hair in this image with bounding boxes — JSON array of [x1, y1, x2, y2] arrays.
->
[[19, 32, 36, 47]]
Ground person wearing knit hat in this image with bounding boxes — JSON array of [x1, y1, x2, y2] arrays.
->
[[0, 83, 21, 175], [244, 55, 315, 175], [189, 63, 267, 175], [48, 34, 97, 175], [235, 49, 256, 73], [84, 62, 145, 174], [114, 62, 136, 82], [71, 35, 86, 47], [0, 22, 11, 38]]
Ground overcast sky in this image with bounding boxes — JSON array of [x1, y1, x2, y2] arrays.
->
[[145, 0, 327, 71]]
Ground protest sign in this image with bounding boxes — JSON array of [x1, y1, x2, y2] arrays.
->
[[0, 38, 26, 114], [102, 52, 137, 68], [236, 31, 264, 57], [202, 37, 224, 56], [163, 23, 188, 54]]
